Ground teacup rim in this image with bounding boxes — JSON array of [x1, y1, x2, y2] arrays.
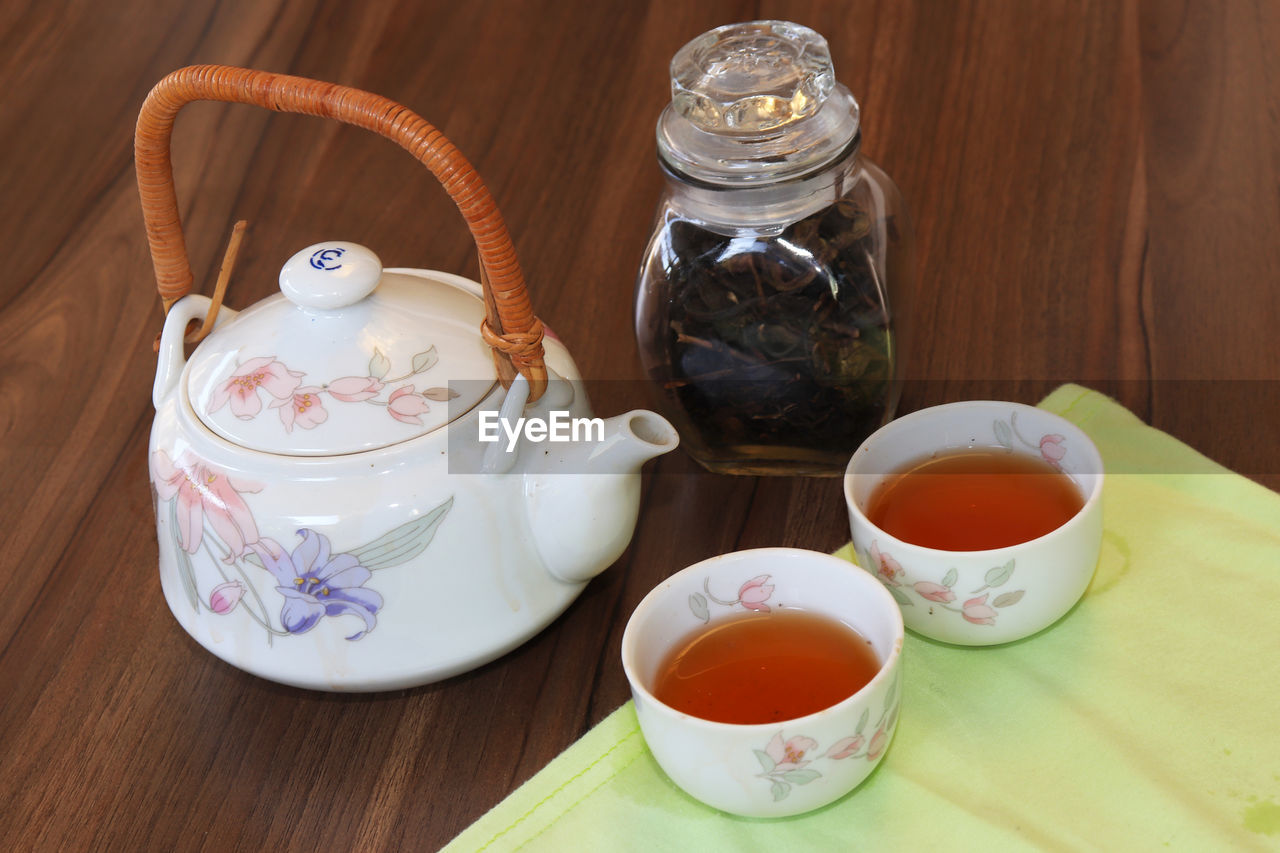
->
[[842, 400, 1105, 559], [621, 547, 905, 732]]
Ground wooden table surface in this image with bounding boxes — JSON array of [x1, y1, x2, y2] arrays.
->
[[3, 1, 1277, 848]]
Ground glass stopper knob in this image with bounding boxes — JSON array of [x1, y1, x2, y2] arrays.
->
[[670, 20, 835, 134]]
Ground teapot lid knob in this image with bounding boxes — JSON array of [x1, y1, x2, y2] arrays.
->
[[280, 241, 382, 309]]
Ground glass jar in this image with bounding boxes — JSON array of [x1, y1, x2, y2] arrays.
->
[[635, 21, 912, 476]]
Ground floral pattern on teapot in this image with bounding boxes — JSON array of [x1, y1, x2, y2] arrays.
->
[[207, 345, 458, 434], [151, 449, 452, 641]]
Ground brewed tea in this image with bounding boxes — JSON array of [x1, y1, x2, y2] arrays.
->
[[867, 448, 1083, 551], [652, 609, 880, 725]]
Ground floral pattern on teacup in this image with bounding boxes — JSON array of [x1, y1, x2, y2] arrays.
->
[[754, 672, 900, 802], [862, 541, 1026, 627], [151, 449, 453, 642], [207, 346, 458, 435], [993, 410, 1069, 471], [687, 574, 775, 622]]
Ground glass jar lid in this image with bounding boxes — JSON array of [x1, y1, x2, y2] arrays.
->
[[657, 20, 861, 185], [184, 241, 497, 456]]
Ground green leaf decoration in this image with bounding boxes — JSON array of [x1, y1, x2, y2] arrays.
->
[[771, 781, 790, 802], [350, 496, 454, 570], [369, 348, 391, 379], [176, 543, 200, 611], [169, 501, 200, 611], [754, 749, 776, 773], [411, 346, 439, 374], [243, 552, 263, 569], [876, 677, 900, 730], [983, 559, 1016, 589], [855, 707, 870, 735], [994, 419, 1013, 449], [993, 589, 1026, 608], [887, 584, 913, 606], [941, 567, 958, 588], [689, 592, 710, 623], [783, 769, 821, 785], [423, 386, 459, 401]]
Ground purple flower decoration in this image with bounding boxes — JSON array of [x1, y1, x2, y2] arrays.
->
[[250, 530, 383, 640]]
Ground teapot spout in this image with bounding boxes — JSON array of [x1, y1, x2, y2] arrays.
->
[[526, 410, 678, 585], [585, 410, 680, 474]]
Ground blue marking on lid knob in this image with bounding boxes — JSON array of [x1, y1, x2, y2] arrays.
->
[[309, 247, 347, 271], [282, 242, 382, 309]]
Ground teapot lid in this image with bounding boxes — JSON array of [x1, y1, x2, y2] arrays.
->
[[184, 241, 497, 456]]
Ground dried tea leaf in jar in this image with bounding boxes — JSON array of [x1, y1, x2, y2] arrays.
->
[[635, 21, 913, 475]]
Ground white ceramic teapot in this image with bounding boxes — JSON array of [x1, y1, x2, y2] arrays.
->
[[138, 66, 677, 691]]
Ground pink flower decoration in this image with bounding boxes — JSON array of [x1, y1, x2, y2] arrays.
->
[[1040, 433, 1067, 466], [962, 594, 998, 626], [387, 385, 431, 425], [825, 735, 865, 760], [738, 574, 774, 612], [866, 727, 889, 760], [151, 450, 261, 558], [765, 734, 818, 771], [870, 542, 904, 586], [327, 376, 384, 402], [209, 580, 247, 615], [914, 581, 955, 603], [207, 357, 303, 419], [273, 386, 329, 433]]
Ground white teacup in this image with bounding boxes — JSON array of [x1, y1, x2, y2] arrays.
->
[[621, 548, 904, 818], [844, 401, 1104, 646]]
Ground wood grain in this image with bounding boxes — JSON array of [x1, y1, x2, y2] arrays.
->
[[1, 1, 1276, 848]]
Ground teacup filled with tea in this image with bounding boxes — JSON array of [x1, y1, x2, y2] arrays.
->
[[621, 548, 904, 818], [844, 401, 1104, 645]]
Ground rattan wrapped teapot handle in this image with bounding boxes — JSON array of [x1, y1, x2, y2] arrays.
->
[[135, 64, 545, 400]]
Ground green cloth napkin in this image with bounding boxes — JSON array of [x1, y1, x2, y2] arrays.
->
[[445, 386, 1280, 851]]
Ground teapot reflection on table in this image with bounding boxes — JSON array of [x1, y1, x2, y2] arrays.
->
[[138, 66, 676, 691]]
